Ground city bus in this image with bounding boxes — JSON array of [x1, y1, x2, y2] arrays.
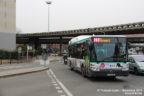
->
[[68, 35, 129, 78]]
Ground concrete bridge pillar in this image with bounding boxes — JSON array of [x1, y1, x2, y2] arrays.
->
[[60, 36, 63, 55], [34, 38, 40, 51]]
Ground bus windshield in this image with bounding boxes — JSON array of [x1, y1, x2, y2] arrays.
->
[[92, 37, 127, 62]]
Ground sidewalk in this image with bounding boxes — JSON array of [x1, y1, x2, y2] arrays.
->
[[0, 56, 62, 66], [0, 56, 62, 78], [34, 55, 62, 63]]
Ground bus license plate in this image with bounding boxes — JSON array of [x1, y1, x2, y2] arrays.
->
[[107, 74, 115, 76]]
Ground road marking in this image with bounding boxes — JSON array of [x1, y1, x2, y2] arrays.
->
[[56, 87, 61, 90], [47, 70, 66, 96], [57, 90, 63, 93], [47, 69, 73, 96], [54, 83, 58, 86]]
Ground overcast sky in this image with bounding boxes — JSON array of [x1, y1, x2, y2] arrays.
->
[[16, 0, 144, 33]]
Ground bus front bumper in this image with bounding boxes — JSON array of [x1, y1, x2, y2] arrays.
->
[[88, 69, 129, 77]]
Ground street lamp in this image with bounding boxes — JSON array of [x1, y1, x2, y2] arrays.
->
[[46, 1, 52, 32]]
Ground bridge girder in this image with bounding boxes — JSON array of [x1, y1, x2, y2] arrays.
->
[[17, 22, 144, 38], [16, 22, 144, 44]]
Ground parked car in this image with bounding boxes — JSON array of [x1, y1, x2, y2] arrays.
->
[[128, 55, 144, 75]]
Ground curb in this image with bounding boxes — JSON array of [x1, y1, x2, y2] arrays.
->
[[0, 58, 61, 78], [0, 67, 49, 78]]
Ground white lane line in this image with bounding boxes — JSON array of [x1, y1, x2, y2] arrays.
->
[[47, 70, 65, 95], [48, 69, 73, 96], [56, 87, 61, 90], [53, 83, 58, 86], [57, 90, 63, 93]]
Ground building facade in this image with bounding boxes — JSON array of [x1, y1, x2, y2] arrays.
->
[[0, 0, 16, 51]]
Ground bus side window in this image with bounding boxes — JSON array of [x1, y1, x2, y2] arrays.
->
[[70, 46, 75, 58], [90, 48, 96, 62], [76, 45, 83, 59]]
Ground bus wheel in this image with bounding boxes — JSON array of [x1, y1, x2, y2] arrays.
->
[[81, 65, 87, 77], [69, 62, 73, 71]]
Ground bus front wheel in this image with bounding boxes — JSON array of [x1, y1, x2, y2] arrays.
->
[[69, 62, 73, 71]]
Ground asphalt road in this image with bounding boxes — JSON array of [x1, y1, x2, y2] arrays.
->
[[0, 60, 144, 96], [49, 61, 144, 96], [0, 71, 59, 96]]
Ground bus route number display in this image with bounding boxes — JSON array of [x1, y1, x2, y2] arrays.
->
[[93, 38, 110, 43]]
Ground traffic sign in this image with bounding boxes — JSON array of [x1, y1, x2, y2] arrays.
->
[[41, 44, 47, 49]]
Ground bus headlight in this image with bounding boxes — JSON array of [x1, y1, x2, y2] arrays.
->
[[122, 64, 129, 71], [90, 63, 100, 71]]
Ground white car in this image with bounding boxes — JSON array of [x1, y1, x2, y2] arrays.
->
[[128, 55, 144, 74]]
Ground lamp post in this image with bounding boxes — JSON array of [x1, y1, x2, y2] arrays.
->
[[46, 1, 52, 32]]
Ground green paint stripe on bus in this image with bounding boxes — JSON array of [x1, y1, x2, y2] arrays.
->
[[69, 38, 91, 46], [91, 62, 127, 64], [85, 56, 89, 68]]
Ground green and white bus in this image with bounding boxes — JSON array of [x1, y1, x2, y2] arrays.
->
[[68, 35, 129, 77]]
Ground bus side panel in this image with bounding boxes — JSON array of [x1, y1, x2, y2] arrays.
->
[[68, 57, 86, 72], [76, 59, 85, 71], [68, 57, 76, 69]]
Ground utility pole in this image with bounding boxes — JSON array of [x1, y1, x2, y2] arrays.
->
[[46, 1, 52, 32]]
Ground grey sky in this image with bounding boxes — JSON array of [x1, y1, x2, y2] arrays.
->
[[16, 0, 144, 33]]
